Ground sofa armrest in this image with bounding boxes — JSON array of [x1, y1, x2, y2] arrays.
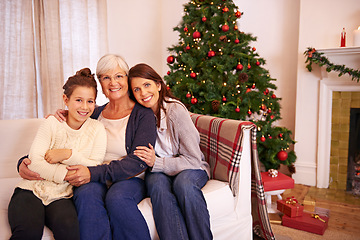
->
[[191, 113, 275, 240], [190, 113, 256, 196]]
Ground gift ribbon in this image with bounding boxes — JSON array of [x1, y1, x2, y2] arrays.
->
[[281, 197, 301, 216], [285, 196, 298, 205], [311, 214, 326, 223]]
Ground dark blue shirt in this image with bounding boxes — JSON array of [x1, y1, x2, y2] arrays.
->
[[88, 102, 156, 183]]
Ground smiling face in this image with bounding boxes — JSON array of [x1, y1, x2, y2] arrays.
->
[[130, 77, 161, 113], [63, 86, 96, 129], [99, 65, 129, 101]]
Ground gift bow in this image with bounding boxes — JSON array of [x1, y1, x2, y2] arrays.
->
[[312, 214, 326, 223], [285, 196, 298, 205]]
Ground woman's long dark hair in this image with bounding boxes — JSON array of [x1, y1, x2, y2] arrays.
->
[[128, 63, 179, 127]]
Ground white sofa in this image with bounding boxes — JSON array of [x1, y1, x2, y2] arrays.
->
[[0, 114, 273, 240]]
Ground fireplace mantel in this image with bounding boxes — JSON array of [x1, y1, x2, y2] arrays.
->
[[316, 47, 360, 188], [317, 46, 360, 55]]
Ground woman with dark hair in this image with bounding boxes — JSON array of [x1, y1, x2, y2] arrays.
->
[[128, 63, 213, 240]]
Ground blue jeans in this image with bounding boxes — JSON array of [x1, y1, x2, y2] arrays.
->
[[73, 178, 150, 240], [146, 169, 212, 240]]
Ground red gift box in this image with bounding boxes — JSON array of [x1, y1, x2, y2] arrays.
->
[[282, 212, 329, 235], [261, 172, 294, 192], [277, 197, 304, 217]]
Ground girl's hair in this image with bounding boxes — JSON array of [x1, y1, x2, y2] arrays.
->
[[128, 63, 178, 127], [96, 54, 129, 79], [63, 68, 97, 98]]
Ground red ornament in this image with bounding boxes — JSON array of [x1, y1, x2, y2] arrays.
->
[[166, 86, 170, 90], [268, 135, 272, 139], [246, 88, 251, 93], [167, 71, 170, 75], [208, 50, 215, 58], [234, 25, 238, 30], [223, 7, 229, 12], [235, 39, 239, 44], [247, 110, 252, 115], [270, 115, 275, 119], [190, 72, 197, 79], [277, 150, 288, 161], [191, 97, 198, 104], [265, 89, 269, 94], [193, 31, 201, 39], [236, 63, 243, 71], [251, 83, 255, 89], [267, 109, 272, 113], [184, 27, 188, 32], [260, 136, 266, 142], [167, 55, 174, 64], [247, 64, 251, 70], [256, 60, 260, 66], [202, 16, 207, 22], [222, 96, 227, 102], [278, 133, 283, 138], [185, 45, 191, 50], [222, 24, 229, 32], [261, 104, 266, 111], [235, 107, 240, 113], [271, 94, 276, 99], [235, 11, 242, 18], [252, 47, 256, 51], [186, 92, 191, 98]]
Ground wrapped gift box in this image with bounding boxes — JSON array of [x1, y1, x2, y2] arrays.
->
[[261, 172, 294, 192], [303, 195, 316, 212], [277, 197, 304, 217], [282, 212, 329, 235]]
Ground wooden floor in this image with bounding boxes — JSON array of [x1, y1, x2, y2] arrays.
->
[[266, 184, 360, 240]]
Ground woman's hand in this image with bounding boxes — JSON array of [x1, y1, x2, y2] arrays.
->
[[134, 143, 156, 167], [45, 149, 72, 164], [64, 165, 90, 187], [54, 109, 68, 122], [19, 158, 43, 180]]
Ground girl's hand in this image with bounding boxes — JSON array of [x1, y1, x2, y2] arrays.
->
[[64, 165, 90, 187], [134, 143, 156, 167], [19, 158, 43, 180], [45, 149, 72, 164], [54, 109, 68, 122]]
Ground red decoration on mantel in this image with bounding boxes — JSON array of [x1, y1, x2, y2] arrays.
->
[[340, 28, 346, 47]]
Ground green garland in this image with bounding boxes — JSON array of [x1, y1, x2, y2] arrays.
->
[[304, 47, 360, 82]]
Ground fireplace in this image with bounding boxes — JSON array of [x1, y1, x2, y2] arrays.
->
[[346, 108, 360, 194]]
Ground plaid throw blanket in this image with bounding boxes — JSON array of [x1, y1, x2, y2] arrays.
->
[[190, 113, 275, 240]]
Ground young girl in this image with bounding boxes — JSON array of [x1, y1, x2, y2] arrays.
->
[[8, 68, 107, 240], [128, 63, 213, 240]]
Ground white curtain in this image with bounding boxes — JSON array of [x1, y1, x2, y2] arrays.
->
[[0, 0, 108, 120]]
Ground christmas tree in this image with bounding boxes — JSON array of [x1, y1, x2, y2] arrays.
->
[[164, 0, 296, 171]]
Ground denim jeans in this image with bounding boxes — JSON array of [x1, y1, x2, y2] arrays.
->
[[73, 178, 150, 240], [146, 169, 212, 240]]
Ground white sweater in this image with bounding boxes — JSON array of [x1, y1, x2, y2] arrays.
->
[[17, 116, 107, 205]]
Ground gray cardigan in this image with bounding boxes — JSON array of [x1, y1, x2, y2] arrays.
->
[[151, 100, 210, 177]]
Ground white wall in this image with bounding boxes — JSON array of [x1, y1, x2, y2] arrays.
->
[[105, 0, 360, 185], [106, 0, 299, 132], [294, 0, 360, 186]]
